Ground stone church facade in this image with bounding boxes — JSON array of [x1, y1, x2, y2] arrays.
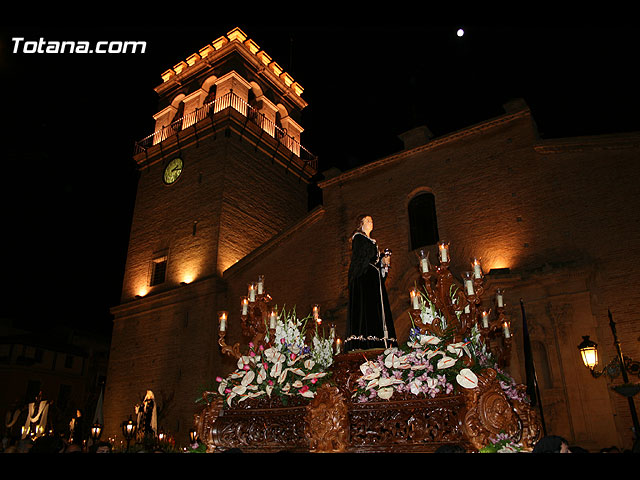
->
[[103, 28, 640, 451]]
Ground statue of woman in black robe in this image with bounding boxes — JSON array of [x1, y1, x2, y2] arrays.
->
[[345, 215, 397, 352]]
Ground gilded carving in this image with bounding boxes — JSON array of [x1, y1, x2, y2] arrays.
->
[[305, 384, 349, 452]]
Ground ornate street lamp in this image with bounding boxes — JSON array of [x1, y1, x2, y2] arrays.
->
[[89, 423, 103, 442], [579, 309, 640, 451], [578, 336, 599, 370], [121, 416, 136, 452]]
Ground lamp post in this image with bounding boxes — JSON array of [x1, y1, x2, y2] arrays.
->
[[90, 423, 103, 443], [121, 416, 136, 452], [579, 309, 640, 450]]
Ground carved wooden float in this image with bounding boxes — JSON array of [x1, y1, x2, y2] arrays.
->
[[194, 350, 543, 453]]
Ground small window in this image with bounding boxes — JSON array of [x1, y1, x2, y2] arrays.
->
[[408, 192, 439, 250], [150, 255, 168, 286]]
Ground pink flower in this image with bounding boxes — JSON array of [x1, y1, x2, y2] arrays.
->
[[243, 364, 250, 371], [224, 388, 231, 394], [250, 351, 256, 357], [299, 385, 309, 393], [290, 353, 296, 361], [249, 342, 254, 349], [216, 376, 223, 382], [311, 378, 318, 384], [259, 344, 264, 351], [267, 380, 274, 386]]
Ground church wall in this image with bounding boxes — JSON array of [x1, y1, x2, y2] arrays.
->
[[219, 108, 640, 450]]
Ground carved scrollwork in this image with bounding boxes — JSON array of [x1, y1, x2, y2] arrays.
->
[[194, 392, 223, 453], [462, 368, 521, 451], [305, 384, 349, 452]]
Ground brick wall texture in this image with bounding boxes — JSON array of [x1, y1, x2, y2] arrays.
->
[[105, 105, 640, 451]]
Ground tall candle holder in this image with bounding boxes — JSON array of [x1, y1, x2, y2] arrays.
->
[[409, 243, 512, 368], [218, 275, 275, 360]]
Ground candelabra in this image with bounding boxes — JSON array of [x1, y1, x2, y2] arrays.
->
[[218, 275, 330, 359], [411, 243, 512, 368]]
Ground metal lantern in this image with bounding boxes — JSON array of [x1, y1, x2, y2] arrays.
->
[[578, 335, 599, 369]]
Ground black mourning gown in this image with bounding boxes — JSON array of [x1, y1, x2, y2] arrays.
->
[[345, 232, 397, 352]]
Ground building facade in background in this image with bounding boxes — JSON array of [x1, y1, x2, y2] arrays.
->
[[104, 28, 640, 451]]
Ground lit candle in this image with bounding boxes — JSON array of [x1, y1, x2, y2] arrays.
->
[[313, 305, 320, 320], [410, 289, 420, 309], [482, 311, 490, 328], [335, 338, 342, 354], [248, 283, 256, 302], [472, 258, 483, 279], [503, 321, 511, 338], [462, 272, 474, 295], [419, 250, 430, 273], [219, 312, 227, 332], [269, 310, 277, 329], [438, 242, 449, 263], [241, 297, 248, 315], [496, 288, 504, 308], [257, 275, 264, 295]]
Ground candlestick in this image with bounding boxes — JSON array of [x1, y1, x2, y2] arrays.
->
[[241, 297, 248, 315], [257, 275, 264, 295], [503, 321, 511, 338], [418, 249, 430, 273], [462, 272, 474, 295], [410, 289, 420, 309], [496, 288, 504, 308], [482, 310, 489, 329], [269, 310, 277, 330], [248, 283, 256, 302], [219, 311, 227, 332], [438, 242, 449, 263], [472, 258, 483, 279], [335, 338, 342, 354]]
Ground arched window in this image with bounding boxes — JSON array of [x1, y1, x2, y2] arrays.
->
[[408, 192, 439, 250]]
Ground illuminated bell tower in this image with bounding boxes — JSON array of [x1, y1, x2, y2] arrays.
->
[[104, 28, 317, 442]]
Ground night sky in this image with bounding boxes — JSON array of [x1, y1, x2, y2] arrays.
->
[[1, 21, 638, 337]]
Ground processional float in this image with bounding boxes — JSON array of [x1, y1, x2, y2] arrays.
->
[[194, 243, 543, 453]]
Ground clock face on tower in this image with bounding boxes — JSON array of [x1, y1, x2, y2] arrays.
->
[[163, 157, 184, 185]]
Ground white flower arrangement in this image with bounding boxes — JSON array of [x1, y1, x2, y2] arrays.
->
[[215, 308, 335, 408]]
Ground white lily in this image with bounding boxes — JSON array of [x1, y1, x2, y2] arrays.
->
[[302, 372, 326, 381], [217, 379, 228, 395], [359, 362, 381, 381], [232, 385, 247, 396], [257, 366, 267, 384], [437, 355, 456, 369], [270, 360, 283, 378], [377, 387, 394, 400], [241, 370, 255, 387], [378, 376, 403, 388], [299, 389, 315, 398], [384, 352, 402, 369], [421, 335, 441, 346], [409, 379, 423, 395], [304, 359, 316, 370], [456, 368, 478, 389]]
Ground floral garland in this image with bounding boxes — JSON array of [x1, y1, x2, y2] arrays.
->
[[353, 297, 528, 404], [215, 308, 335, 408]]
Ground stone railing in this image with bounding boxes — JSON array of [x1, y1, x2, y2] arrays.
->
[[134, 92, 317, 170]]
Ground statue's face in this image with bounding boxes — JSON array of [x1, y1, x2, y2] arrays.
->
[[362, 216, 373, 233]]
